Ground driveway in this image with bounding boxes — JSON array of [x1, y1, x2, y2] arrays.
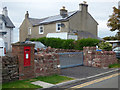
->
[[61, 66, 116, 79]]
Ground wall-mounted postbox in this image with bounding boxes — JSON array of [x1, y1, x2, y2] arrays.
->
[[24, 46, 31, 66]]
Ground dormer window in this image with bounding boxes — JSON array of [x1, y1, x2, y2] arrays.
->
[[39, 26, 44, 34], [0, 23, 3, 30], [28, 27, 31, 35], [56, 23, 61, 32]]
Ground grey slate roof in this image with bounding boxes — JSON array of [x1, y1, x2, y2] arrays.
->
[[77, 31, 102, 40], [28, 17, 48, 26], [29, 11, 78, 26], [40, 11, 78, 24], [0, 14, 15, 28]]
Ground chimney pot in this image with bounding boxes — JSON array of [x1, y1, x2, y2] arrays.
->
[[25, 11, 29, 18], [2, 7, 8, 16], [79, 2, 88, 12], [60, 6, 68, 18]]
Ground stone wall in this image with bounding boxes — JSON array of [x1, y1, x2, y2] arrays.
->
[[35, 47, 60, 77], [2, 56, 19, 82], [83, 47, 118, 68]]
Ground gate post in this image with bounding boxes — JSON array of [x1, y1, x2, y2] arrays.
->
[[12, 43, 35, 80]]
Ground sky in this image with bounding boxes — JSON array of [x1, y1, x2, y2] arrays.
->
[[0, 0, 119, 42]]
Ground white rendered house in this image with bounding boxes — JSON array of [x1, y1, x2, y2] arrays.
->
[[0, 7, 15, 52]]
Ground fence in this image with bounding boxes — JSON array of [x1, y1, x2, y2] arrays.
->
[[59, 52, 83, 68]]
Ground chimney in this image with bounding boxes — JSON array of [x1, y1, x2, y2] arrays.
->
[[79, 1, 88, 12], [25, 11, 29, 18], [79, 1, 88, 31], [2, 7, 8, 16], [60, 6, 68, 18]]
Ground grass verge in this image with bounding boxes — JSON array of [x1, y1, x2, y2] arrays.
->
[[2, 79, 42, 89], [33, 74, 74, 84], [109, 63, 120, 68], [2, 74, 73, 88]]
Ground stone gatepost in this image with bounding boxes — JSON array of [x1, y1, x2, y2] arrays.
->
[[12, 43, 35, 80]]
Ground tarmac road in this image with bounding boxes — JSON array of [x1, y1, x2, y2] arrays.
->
[[71, 73, 120, 89], [83, 75, 119, 88]]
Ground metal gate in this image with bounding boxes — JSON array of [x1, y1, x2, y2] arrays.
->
[[58, 52, 84, 69]]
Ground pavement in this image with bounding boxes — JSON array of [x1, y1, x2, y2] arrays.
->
[[32, 66, 119, 88], [31, 81, 54, 88]]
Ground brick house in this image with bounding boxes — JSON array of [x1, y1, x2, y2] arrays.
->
[[19, 2, 99, 42]]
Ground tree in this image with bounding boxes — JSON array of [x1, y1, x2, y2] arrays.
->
[[107, 7, 120, 31], [107, 6, 120, 39], [103, 36, 118, 40]]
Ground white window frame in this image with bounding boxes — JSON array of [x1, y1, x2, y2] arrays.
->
[[56, 23, 61, 32], [28, 27, 31, 35], [39, 25, 44, 34]]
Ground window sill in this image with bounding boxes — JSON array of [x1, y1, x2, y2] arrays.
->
[[56, 30, 61, 32], [39, 33, 44, 35]]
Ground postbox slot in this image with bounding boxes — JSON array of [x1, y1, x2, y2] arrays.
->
[[25, 49, 29, 51]]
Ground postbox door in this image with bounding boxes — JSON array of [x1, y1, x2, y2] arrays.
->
[[24, 46, 31, 66]]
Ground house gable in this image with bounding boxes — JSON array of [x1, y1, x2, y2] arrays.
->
[[68, 11, 98, 37], [19, 18, 33, 42]]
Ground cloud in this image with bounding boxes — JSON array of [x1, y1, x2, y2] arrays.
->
[[98, 20, 117, 38], [2, 0, 118, 3]]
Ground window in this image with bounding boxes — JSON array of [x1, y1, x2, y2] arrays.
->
[[28, 27, 31, 35], [56, 23, 61, 32], [0, 23, 3, 30], [39, 26, 44, 34]]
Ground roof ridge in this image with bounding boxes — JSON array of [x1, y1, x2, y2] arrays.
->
[[29, 10, 77, 20], [29, 17, 49, 20], [48, 10, 77, 17]]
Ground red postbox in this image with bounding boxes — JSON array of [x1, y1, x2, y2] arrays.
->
[[24, 46, 31, 66]]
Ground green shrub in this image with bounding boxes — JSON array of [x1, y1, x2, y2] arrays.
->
[[34, 37, 64, 48], [75, 38, 100, 50], [62, 39, 75, 49], [98, 42, 112, 51], [36, 37, 47, 44], [30, 37, 100, 50], [45, 38, 64, 48], [30, 38, 37, 41]]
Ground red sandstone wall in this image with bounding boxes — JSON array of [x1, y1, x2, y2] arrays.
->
[[34, 47, 60, 77], [83, 47, 118, 68]]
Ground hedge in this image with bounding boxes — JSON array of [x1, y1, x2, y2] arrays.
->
[[75, 38, 100, 50], [30, 37, 100, 50]]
